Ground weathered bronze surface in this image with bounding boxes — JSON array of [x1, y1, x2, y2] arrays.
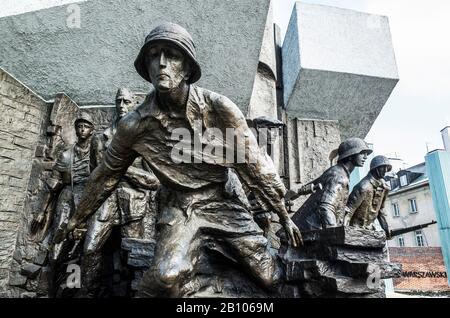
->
[[291, 138, 372, 231], [30, 112, 95, 296], [54, 23, 302, 297], [344, 155, 392, 236], [80, 88, 159, 297]]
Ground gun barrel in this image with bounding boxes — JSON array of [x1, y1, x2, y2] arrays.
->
[[285, 183, 322, 202], [390, 220, 437, 238]]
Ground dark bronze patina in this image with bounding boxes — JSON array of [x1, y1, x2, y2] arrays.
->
[[54, 23, 301, 297]]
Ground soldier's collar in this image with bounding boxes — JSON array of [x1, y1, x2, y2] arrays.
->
[[137, 85, 202, 120], [340, 163, 351, 177], [369, 173, 384, 187]]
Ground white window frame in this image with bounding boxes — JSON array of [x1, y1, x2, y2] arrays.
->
[[415, 230, 425, 247], [397, 236, 405, 247], [392, 202, 400, 217], [408, 198, 418, 214], [400, 175, 408, 187]]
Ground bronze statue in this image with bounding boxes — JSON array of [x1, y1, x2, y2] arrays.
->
[[80, 88, 159, 297], [30, 112, 95, 296], [344, 155, 391, 237], [54, 22, 301, 297], [292, 138, 372, 231]]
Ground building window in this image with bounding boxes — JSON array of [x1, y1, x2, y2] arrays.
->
[[400, 175, 408, 187], [408, 198, 418, 213], [415, 230, 425, 247], [397, 236, 405, 247], [392, 203, 400, 217]]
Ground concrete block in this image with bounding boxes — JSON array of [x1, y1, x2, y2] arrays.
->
[[282, 2, 399, 138], [33, 249, 48, 266], [285, 118, 341, 208], [302, 226, 386, 248], [0, 0, 271, 113], [247, 2, 278, 120], [20, 262, 42, 279], [9, 272, 27, 287]]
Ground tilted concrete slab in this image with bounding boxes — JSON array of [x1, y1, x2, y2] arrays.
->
[[282, 2, 399, 139], [0, 0, 271, 113]]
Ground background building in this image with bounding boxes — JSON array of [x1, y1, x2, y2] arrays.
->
[[381, 131, 450, 294], [386, 162, 439, 248]]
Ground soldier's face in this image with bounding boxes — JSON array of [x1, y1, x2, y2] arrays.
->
[[353, 152, 368, 167], [115, 96, 133, 118], [75, 121, 94, 140], [145, 42, 190, 92], [374, 166, 389, 179]]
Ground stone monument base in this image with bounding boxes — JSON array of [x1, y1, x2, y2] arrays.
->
[[281, 226, 401, 298]]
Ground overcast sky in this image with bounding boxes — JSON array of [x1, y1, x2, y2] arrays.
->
[[274, 0, 450, 168], [2, 0, 449, 168]]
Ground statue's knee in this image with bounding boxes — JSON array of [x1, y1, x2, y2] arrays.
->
[[83, 239, 99, 255], [319, 210, 337, 228], [258, 272, 275, 289], [256, 259, 283, 289], [155, 265, 184, 288]]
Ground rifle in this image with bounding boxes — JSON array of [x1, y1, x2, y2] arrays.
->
[[389, 220, 437, 239], [285, 183, 323, 213], [285, 183, 323, 202]]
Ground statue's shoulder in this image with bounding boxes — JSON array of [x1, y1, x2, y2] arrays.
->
[[90, 130, 108, 153], [135, 88, 156, 118], [92, 128, 108, 143], [54, 146, 72, 171], [59, 146, 73, 160], [354, 176, 373, 193], [195, 86, 245, 120], [381, 178, 390, 190], [323, 165, 350, 186], [198, 87, 229, 104], [116, 110, 142, 136]]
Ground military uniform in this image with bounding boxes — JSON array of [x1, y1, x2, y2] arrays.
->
[[344, 155, 392, 234], [64, 23, 296, 297], [42, 112, 94, 297], [48, 142, 91, 262], [291, 138, 372, 232], [292, 163, 351, 231], [81, 114, 159, 296], [84, 121, 158, 254], [345, 173, 390, 230], [101, 85, 285, 296]]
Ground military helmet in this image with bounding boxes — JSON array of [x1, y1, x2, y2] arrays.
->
[[74, 112, 95, 127], [337, 138, 373, 162], [370, 155, 392, 172], [134, 22, 202, 84]]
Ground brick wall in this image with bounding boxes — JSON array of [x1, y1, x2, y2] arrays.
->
[[389, 247, 450, 292], [0, 68, 48, 291], [0, 75, 142, 296]]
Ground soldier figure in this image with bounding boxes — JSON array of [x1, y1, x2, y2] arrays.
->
[[55, 22, 301, 297], [292, 138, 373, 231], [81, 88, 159, 297], [344, 155, 392, 237], [31, 112, 95, 297]]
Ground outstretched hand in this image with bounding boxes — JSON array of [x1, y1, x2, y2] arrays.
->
[[53, 219, 78, 244], [30, 211, 45, 234], [280, 217, 303, 247], [53, 225, 68, 244]]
